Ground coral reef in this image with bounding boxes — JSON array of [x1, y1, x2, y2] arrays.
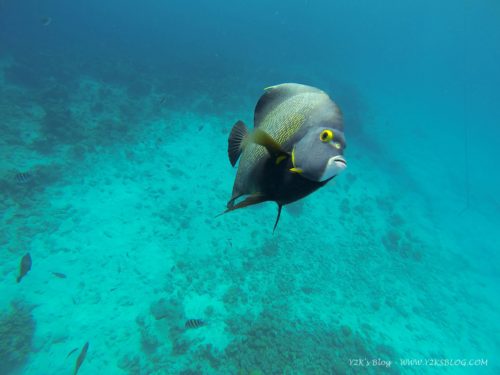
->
[[0, 300, 36, 374], [224, 309, 400, 374], [381, 228, 423, 261], [39, 106, 82, 144]]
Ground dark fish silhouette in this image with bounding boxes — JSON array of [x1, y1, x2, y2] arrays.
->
[[52, 272, 67, 279], [154, 314, 167, 320], [66, 347, 78, 358], [16, 253, 32, 283], [41, 16, 52, 26], [15, 172, 33, 184], [185, 319, 205, 329], [73, 342, 89, 375]]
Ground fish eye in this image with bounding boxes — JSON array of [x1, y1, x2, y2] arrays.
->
[[320, 129, 334, 142]]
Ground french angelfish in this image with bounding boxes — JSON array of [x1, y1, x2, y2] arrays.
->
[[222, 83, 347, 230]]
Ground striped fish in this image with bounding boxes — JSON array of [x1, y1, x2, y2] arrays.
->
[[185, 319, 205, 329], [15, 172, 33, 184]]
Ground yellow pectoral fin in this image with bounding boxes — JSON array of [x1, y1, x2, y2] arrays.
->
[[275, 155, 287, 165], [251, 129, 289, 162], [290, 147, 302, 173]]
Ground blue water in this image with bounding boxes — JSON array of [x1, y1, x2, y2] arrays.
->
[[1, 1, 498, 374]]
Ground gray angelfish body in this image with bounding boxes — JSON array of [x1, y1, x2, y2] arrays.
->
[[223, 83, 348, 230]]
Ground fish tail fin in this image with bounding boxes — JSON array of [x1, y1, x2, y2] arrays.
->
[[228, 120, 248, 166], [273, 204, 283, 233]]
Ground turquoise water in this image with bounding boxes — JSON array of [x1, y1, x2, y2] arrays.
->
[[1, 1, 498, 374]]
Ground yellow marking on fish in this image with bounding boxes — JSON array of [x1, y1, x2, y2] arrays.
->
[[290, 167, 303, 174], [320, 129, 334, 142], [276, 155, 287, 165]]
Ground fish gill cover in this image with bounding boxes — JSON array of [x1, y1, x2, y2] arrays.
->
[[0, 0, 498, 374]]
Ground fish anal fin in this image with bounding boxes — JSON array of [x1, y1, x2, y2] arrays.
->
[[216, 194, 268, 218], [228, 121, 248, 167], [226, 194, 268, 212], [226, 193, 243, 209], [217, 196, 283, 233]]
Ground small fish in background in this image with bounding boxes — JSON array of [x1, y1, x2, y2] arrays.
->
[[15, 171, 33, 185], [185, 319, 205, 329], [51, 271, 67, 279], [159, 96, 167, 105], [16, 253, 32, 283], [73, 341, 89, 375], [155, 313, 170, 321], [66, 347, 78, 358], [41, 16, 52, 26]]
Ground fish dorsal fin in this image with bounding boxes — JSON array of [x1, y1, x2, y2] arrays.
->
[[251, 129, 289, 160], [227, 120, 248, 166], [254, 83, 325, 128]]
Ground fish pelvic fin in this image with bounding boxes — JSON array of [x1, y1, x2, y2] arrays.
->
[[228, 120, 248, 167], [251, 129, 289, 161], [273, 203, 283, 233]]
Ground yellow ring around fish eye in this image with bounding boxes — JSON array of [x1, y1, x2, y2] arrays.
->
[[320, 129, 334, 142]]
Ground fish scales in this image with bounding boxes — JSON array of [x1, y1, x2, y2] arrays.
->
[[258, 93, 324, 141], [236, 93, 325, 191]]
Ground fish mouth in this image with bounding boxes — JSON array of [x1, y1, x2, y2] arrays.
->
[[332, 156, 347, 168], [320, 155, 347, 181]]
